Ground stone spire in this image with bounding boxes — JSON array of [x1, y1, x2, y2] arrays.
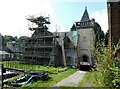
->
[[80, 7, 90, 22]]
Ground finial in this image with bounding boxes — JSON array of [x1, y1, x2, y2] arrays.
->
[[85, 6, 87, 10]]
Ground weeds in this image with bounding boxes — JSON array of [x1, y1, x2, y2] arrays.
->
[[93, 41, 120, 88]]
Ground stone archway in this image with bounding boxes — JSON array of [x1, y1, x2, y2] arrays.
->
[[82, 54, 89, 62]]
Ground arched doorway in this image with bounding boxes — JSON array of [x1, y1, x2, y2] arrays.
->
[[82, 54, 89, 62]]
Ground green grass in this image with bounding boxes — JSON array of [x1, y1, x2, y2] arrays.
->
[[77, 71, 93, 87], [3, 61, 77, 88], [3, 61, 59, 73], [22, 69, 76, 88], [77, 71, 106, 88], [60, 86, 78, 89]]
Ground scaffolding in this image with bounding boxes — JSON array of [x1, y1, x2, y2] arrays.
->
[[23, 15, 57, 65]]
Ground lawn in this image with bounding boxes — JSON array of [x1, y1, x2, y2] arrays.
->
[[77, 71, 104, 88], [3, 61, 77, 88], [23, 68, 76, 88], [77, 71, 93, 87]]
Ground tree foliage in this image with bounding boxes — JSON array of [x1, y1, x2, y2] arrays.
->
[[2, 35, 29, 47], [104, 30, 109, 47], [93, 22, 105, 47], [17, 36, 29, 47], [71, 24, 76, 31], [93, 42, 120, 88]]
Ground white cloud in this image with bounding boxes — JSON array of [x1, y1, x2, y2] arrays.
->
[[0, 0, 56, 37], [90, 9, 108, 33], [0, 0, 108, 37]]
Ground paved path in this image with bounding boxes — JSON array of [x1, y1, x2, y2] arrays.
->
[[53, 71, 86, 87]]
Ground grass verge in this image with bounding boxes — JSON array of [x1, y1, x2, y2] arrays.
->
[[22, 68, 76, 88], [3, 61, 77, 88], [77, 71, 106, 88], [77, 71, 93, 87]]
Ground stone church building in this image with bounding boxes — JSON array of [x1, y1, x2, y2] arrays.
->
[[23, 7, 100, 67], [56, 7, 96, 66]]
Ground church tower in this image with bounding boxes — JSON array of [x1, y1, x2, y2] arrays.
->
[[76, 7, 95, 66]]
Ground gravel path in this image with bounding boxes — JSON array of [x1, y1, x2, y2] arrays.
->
[[53, 71, 86, 87]]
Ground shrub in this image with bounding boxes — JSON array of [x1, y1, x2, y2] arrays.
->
[[93, 42, 120, 88]]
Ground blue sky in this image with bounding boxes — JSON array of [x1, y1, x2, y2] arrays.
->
[[52, 1, 107, 32], [0, 0, 108, 37]]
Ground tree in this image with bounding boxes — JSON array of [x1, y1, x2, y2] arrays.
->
[[2, 35, 29, 47], [3, 35, 13, 42], [17, 36, 29, 47], [71, 24, 76, 31], [93, 22, 105, 47]]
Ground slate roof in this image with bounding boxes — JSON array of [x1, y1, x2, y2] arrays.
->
[[56, 31, 78, 47], [0, 33, 23, 53], [80, 7, 90, 22], [2, 45, 23, 53]]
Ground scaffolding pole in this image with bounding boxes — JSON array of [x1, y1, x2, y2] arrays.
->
[[62, 40, 66, 66]]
